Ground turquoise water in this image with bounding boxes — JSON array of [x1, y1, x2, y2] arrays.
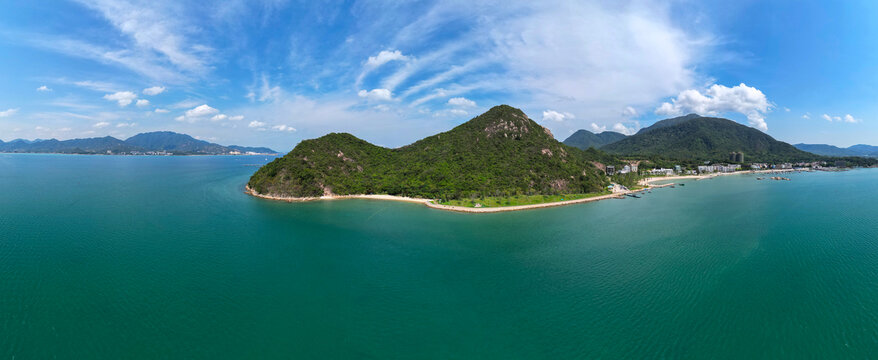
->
[[2, 154, 878, 358]]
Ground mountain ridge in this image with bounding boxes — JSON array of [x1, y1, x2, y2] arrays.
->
[[248, 105, 612, 199], [0, 131, 277, 155], [562, 130, 627, 149], [794, 143, 878, 157], [602, 114, 814, 162]]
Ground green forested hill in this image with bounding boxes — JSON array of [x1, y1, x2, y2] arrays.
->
[[248, 105, 611, 199], [562, 130, 627, 149], [602, 115, 814, 162]]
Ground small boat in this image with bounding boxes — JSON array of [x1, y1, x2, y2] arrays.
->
[[679, 183, 685, 186]]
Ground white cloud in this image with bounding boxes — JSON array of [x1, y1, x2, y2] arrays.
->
[[248, 121, 266, 128], [542, 110, 574, 122], [93, 121, 110, 128], [823, 113, 861, 124], [622, 106, 638, 117], [185, 104, 219, 118], [228, 115, 244, 121], [116, 122, 136, 128], [0, 108, 19, 117], [366, 50, 410, 67], [103, 91, 138, 107], [211, 114, 228, 121], [802, 114, 810, 120], [654, 83, 771, 131], [136, 99, 150, 107], [272, 124, 296, 132], [784, 107, 791, 112], [844, 114, 860, 123], [447, 97, 476, 107], [612, 122, 639, 135], [358, 88, 393, 101], [590, 123, 607, 133], [174, 115, 184, 121], [35, 126, 50, 131], [154, 108, 169, 113], [357, 50, 412, 87], [36, 85, 52, 92], [448, 109, 468, 116], [142, 86, 166, 96], [57, 127, 72, 132]]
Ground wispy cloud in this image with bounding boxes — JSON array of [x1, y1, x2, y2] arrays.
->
[[73, 0, 210, 74], [0, 108, 19, 117], [143, 86, 166, 95]]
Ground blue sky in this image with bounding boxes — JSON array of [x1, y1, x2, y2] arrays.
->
[[0, 0, 875, 151]]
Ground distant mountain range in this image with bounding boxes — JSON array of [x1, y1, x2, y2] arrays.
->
[[600, 114, 815, 163], [562, 130, 627, 150], [0, 131, 277, 155], [794, 143, 878, 157]]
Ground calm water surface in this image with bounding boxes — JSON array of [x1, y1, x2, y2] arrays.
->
[[2, 154, 878, 358]]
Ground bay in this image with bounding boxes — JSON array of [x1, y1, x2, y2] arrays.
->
[[2, 154, 878, 358]]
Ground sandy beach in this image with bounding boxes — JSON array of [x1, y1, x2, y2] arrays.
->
[[246, 168, 804, 213], [640, 168, 802, 186], [246, 185, 635, 213]]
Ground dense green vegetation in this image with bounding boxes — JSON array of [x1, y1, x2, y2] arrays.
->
[[602, 114, 816, 163], [249, 105, 613, 199], [562, 130, 627, 150], [437, 191, 610, 208], [0, 131, 277, 155]]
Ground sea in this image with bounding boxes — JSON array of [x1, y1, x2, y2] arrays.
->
[[2, 154, 878, 358]]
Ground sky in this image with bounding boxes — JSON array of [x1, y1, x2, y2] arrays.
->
[[1, 0, 876, 151]]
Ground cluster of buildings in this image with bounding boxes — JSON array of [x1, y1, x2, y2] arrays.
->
[[697, 164, 742, 173], [605, 164, 638, 175], [115, 150, 173, 156], [750, 163, 794, 170]]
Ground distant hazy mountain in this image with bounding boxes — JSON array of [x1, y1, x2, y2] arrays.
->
[[0, 131, 277, 155], [602, 114, 813, 162], [562, 130, 627, 149], [794, 143, 878, 157], [228, 145, 277, 154], [124, 131, 231, 154]]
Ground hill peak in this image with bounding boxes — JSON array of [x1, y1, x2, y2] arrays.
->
[[460, 104, 554, 140]]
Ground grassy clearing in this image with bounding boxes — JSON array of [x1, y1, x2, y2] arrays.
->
[[437, 191, 611, 208]]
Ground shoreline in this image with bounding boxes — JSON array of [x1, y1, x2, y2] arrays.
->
[[639, 168, 802, 186], [245, 168, 807, 214], [245, 185, 634, 213]]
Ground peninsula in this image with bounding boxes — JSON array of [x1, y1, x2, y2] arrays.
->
[[248, 105, 876, 212], [247, 105, 616, 207]]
